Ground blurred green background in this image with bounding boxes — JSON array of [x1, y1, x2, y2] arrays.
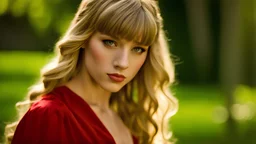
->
[[0, 0, 256, 144]]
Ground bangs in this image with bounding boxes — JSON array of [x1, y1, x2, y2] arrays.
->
[[95, 1, 157, 46]]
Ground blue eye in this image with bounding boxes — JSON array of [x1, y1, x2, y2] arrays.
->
[[132, 47, 146, 54], [103, 40, 116, 47]]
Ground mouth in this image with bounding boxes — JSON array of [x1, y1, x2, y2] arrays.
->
[[107, 73, 126, 82]]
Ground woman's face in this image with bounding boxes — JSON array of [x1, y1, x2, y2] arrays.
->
[[83, 32, 149, 92]]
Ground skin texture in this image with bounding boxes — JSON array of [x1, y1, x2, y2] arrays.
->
[[65, 32, 149, 144], [84, 32, 148, 93]]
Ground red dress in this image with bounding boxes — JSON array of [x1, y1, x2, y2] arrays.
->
[[12, 86, 138, 144]]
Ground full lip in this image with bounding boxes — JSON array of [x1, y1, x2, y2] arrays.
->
[[107, 73, 126, 82]]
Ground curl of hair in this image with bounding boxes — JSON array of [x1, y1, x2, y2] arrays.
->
[[110, 28, 178, 144], [5, 0, 178, 143]]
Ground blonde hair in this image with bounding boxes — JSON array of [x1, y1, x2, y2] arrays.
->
[[5, 0, 178, 143]]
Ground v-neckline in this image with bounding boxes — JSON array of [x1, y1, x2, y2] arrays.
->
[[61, 86, 117, 143]]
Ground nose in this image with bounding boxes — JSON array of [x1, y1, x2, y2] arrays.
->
[[113, 49, 129, 70]]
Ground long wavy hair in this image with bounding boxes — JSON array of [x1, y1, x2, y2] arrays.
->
[[5, 0, 178, 143]]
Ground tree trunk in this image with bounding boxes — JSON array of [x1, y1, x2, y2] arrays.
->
[[185, 0, 212, 82], [240, 0, 256, 86], [219, 0, 243, 142], [252, 1, 256, 86]]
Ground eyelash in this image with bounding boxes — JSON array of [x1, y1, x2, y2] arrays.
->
[[102, 39, 146, 54], [102, 40, 116, 47], [132, 47, 146, 54]]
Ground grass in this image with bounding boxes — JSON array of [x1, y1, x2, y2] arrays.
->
[[170, 85, 226, 144], [0, 51, 50, 142], [0, 51, 255, 144]]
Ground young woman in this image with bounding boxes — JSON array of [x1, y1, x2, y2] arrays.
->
[[5, 0, 178, 143]]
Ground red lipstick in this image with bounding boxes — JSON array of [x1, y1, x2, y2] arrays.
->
[[107, 73, 126, 82]]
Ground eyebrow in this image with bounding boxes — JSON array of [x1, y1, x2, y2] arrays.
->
[[100, 33, 119, 40]]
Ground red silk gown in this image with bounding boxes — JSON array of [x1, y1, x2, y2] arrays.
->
[[12, 86, 138, 144]]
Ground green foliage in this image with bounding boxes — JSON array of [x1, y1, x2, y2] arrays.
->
[[1, 0, 80, 35], [0, 0, 8, 15], [234, 85, 256, 103], [0, 51, 51, 76]]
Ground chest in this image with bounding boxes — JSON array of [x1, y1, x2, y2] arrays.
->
[[93, 109, 134, 144]]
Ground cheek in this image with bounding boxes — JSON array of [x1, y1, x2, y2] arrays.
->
[[133, 56, 147, 72], [135, 59, 145, 70], [89, 42, 106, 63]]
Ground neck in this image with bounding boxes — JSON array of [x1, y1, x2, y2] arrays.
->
[[65, 71, 111, 110]]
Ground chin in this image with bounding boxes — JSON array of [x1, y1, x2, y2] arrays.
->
[[108, 87, 122, 93], [102, 84, 124, 93], [110, 89, 121, 93]]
